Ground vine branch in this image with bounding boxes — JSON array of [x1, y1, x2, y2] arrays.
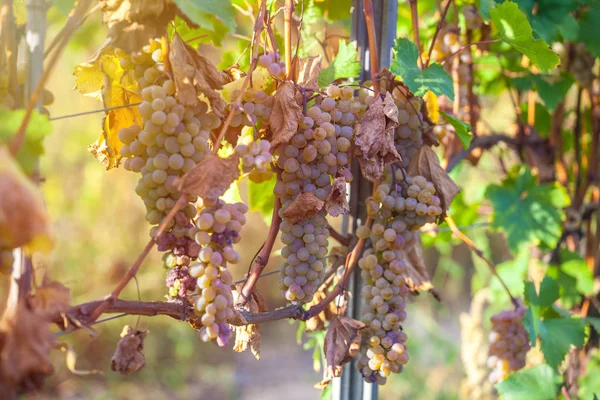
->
[[446, 215, 519, 307], [238, 198, 282, 306], [363, 0, 380, 92]]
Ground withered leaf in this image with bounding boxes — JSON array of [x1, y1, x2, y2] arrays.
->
[[326, 178, 349, 217], [316, 316, 365, 389], [178, 153, 240, 200], [169, 33, 226, 117], [220, 64, 246, 84], [282, 192, 325, 223], [232, 287, 267, 360], [407, 146, 460, 216], [100, 0, 176, 53], [291, 55, 323, 91], [305, 289, 345, 332], [0, 147, 52, 252], [111, 325, 148, 375], [28, 281, 71, 321], [354, 92, 401, 182], [0, 303, 54, 392], [401, 240, 439, 299], [268, 81, 303, 149]]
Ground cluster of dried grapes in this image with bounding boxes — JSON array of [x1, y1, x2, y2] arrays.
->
[[275, 84, 359, 303], [488, 306, 530, 383], [355, 175, 442, 384]]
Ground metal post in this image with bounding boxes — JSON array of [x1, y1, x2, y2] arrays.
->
[[333, 1, 397, 400], [9, 0, 48, 307]]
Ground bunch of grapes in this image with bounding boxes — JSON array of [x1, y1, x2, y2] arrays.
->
[[116, 40, 224, 304], [355, 176, 443, 384], [188, 199, 248, 345], [235, 139, 274, 183], [391, 87, 429, 168], [276, 84, 359, 303], [258, 51, 286, 80], [226, 87, 274, 129], [487, 306, 530, 383], [354, 247, 411, 385]]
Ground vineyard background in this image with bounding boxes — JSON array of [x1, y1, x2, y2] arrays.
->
[[1, 0, 599, 399]]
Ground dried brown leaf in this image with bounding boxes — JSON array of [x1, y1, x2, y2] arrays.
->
[[268, 81, 303, 149], [354, 93, 401, 182], [111, 325, 148, 375], [401, 240, 439, 299], [291, 55, 322, 91], [282, 192, 325, 223], [28, 281, 70, 320], [0, 147, 52, 252], [169, 33, 226, 117], [316, 316, 365, 389], [233, 288, 267, 360], [407, 146, 460, 216], [100, 0, 176, 53], [178, 153, 240, 200], [0, 303, 54, 392], [220, 64, 246, 84], [326, 177, 349, 217]]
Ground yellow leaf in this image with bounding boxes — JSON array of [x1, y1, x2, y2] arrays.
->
[[87, 53, 142, 170], [424, 91, 439, 124], [73, 46, 115, 100]]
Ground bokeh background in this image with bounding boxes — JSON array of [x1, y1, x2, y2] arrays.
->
[[2, 2, 537, 399]]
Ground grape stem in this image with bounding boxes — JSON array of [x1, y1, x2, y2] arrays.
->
[[86, 195, 188, 323], [9, 0, 94, 156], [424, 0, 453, 69], [238, 197, 282, 307], [284, 0, 293, 79], [445, 215, 519, 308], [363, 0, 380, 92]]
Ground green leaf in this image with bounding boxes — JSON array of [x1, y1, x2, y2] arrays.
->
[[579, 2, 600, 58], [490, 1, 560, 72], [513, 73, 574, 112], [439, 111, 472, 149], [173, 0, 237, 35], [512, 0, 578, 43], [53, 0, 74, 15], [546, 251, 594, 308], [540, 317, 586, 368], [495, 364, 560, 400], [485, 167, 570, 252], [390, 38, 454, 99], [247, 174, 276, 224], [0, 109, 51, 175], [318, 40, 360, 87]]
